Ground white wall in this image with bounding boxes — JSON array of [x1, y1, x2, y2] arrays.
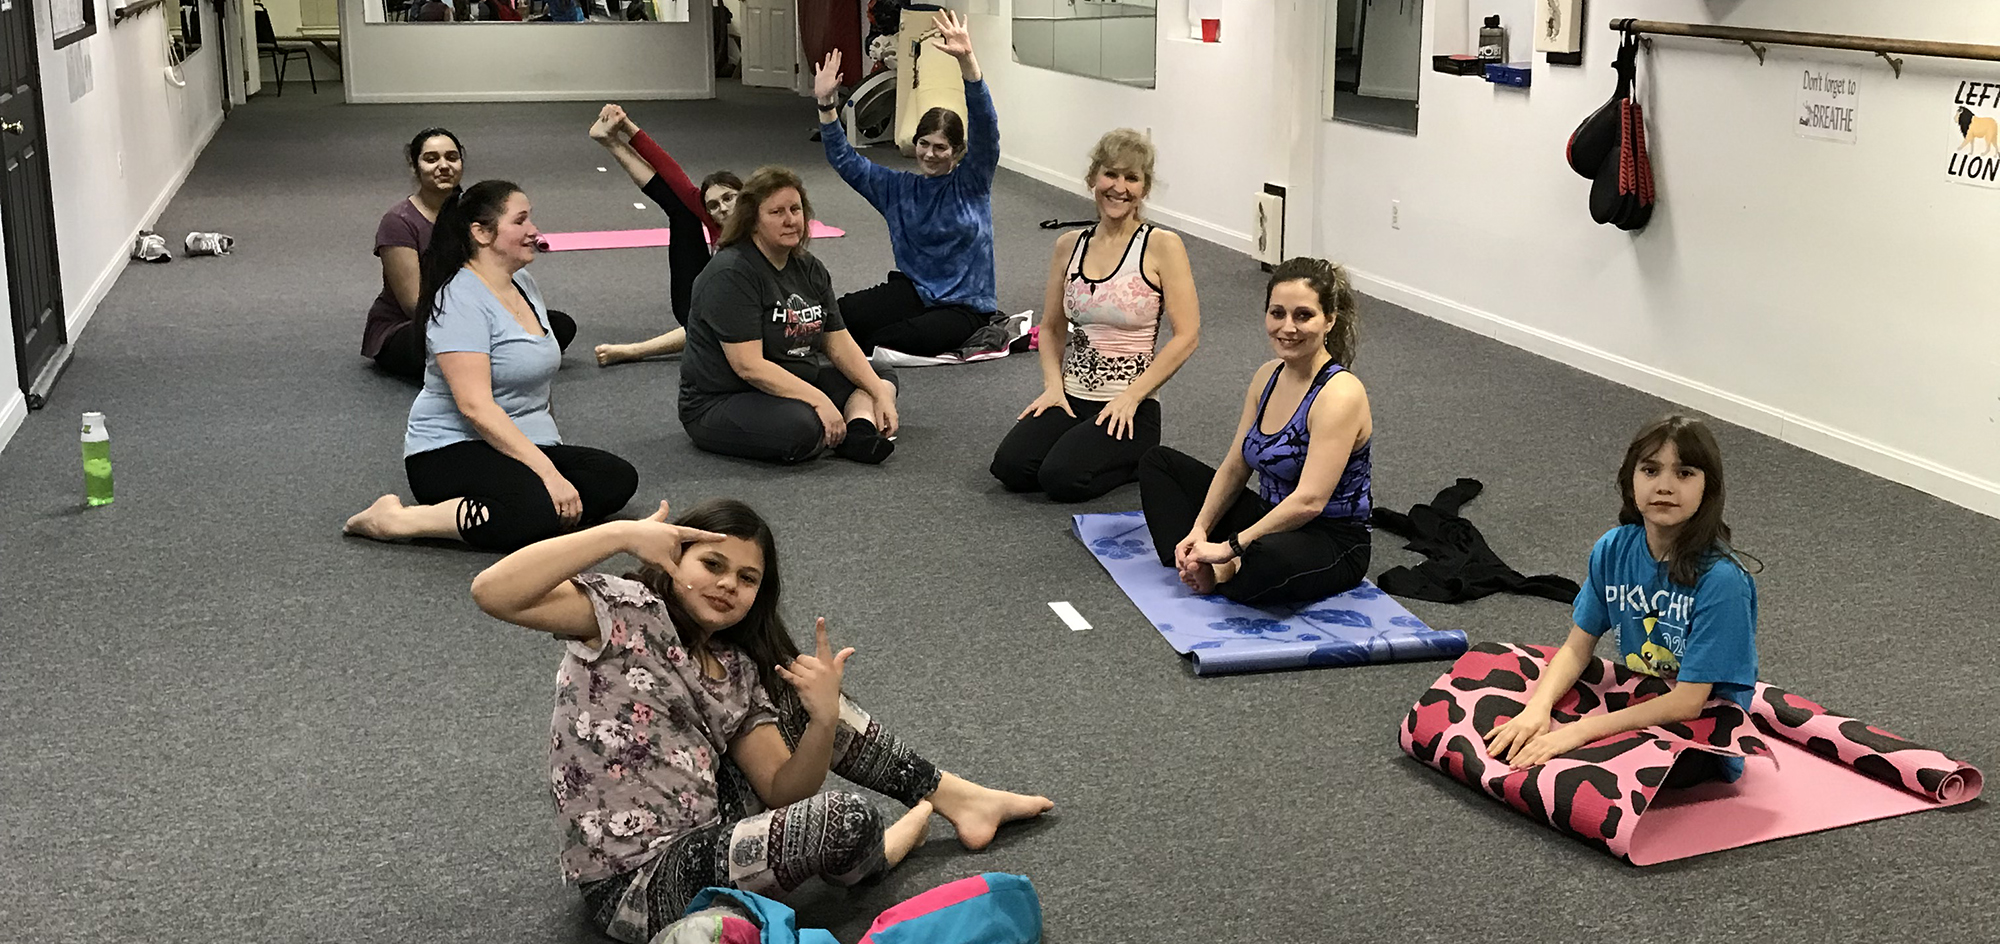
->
[[341, 3, 714, 103], [965, 0, 1279, 254], [1313, 0, 2000, 516], [1, 0, 228, 453], [987, 0, 2000, 518]]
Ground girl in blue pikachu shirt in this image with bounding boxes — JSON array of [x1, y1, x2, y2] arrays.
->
[[1486, 414, 1761, 784]]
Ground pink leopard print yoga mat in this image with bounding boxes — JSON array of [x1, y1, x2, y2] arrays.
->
[[1400, 643, 1983, 864]]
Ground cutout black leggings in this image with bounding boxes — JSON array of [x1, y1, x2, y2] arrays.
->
[[402, 439, 636, 552]]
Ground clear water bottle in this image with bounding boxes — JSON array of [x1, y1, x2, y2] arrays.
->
[[81, 411, 113, 507]]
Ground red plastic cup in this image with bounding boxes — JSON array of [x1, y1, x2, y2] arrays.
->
[[1201, 18, 1221, 43]]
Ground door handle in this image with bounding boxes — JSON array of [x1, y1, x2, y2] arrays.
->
[[1, 121, 22, 135]]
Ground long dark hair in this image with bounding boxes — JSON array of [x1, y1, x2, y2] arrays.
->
[[406, 127, 463, 173], [1266, 257, 1359, 366], [415, 179, 520, 324], [717, 166, 813, 253], [1616, 414, 1758, 586], [630, 498, 800, 695]]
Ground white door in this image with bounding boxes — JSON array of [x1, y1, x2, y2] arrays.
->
[[740, 0, 796, 89]]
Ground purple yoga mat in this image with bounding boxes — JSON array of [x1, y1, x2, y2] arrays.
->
[[537, 222, 846, 252]]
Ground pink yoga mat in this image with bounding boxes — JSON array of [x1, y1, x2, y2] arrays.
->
[[536, 222, 845, 252], [1401, 643, 1984, 865]]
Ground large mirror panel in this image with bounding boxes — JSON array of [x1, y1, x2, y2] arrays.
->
[[1332, 0, 1423, 134], [1012, 0, 1155, 89], [362, 0, 688, 23]]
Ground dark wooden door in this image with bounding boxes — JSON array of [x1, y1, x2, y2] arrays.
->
[[0, 0, 67, 400]]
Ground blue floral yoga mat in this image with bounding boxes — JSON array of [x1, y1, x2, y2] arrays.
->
[[1072, 512, 1470, 676]]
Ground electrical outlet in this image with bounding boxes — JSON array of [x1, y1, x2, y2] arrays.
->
[[1390, 200, 1400, 229]]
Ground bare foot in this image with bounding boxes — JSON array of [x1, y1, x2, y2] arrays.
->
[[1181, 560, 1217, 594], [883, 800, 933, 867], [595, 343, 636, 367], [929, 773, 1054, 851], [344, 495, 407, 540]]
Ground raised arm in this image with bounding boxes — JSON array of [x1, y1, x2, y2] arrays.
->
[[930, 10, 998, 180], [727, 617, 853, 808], [814, 50, 896, 205], [471, 503, 724, 641]]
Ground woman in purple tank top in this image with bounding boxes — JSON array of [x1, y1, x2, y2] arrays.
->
[[1136, 258, 1375, 605]]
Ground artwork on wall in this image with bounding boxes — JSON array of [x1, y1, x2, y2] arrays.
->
[[1535, 0, 1583, 55]]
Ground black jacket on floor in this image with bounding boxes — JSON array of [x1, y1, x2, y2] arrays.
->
[[1370, 478, 1581, 605]]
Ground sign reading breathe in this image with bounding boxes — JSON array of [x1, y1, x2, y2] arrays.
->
[[1796, 64, 1859, 144]]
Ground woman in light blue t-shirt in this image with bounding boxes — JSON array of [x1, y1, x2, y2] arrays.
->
[[345, 180, 637, 552], [1484, 415, 1760, 785]]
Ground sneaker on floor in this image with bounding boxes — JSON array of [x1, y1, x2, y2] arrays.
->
[[183, 232, 235, 257], [130, 231, 171, 263]]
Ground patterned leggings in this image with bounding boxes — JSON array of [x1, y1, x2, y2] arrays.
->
[[578, 688, 943, 942]]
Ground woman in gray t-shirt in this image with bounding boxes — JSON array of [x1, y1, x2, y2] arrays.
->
[[345, 180, 637, 552], [677, 166, 903, 465], [471, 497, 1053, 939]]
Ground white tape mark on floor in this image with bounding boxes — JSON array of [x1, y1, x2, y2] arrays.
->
[[1049, 601, 1091, 632]]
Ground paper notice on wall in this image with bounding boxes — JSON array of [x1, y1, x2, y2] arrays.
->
[[1947, 80, 2000, 190], [1796, 64, 1859, 144]]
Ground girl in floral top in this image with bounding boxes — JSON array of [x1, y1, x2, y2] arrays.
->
[[472, 498, 1053, 942]]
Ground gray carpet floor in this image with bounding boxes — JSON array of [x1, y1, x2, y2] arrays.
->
[[1, 83, 1994, 944]]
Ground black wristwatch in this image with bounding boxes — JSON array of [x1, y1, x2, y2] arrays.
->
[[1226, 534, 1245, 559]]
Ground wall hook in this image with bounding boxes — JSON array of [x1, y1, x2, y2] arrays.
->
[[1742, 40, 1767, 65], [1876, 50, 1905, 78]]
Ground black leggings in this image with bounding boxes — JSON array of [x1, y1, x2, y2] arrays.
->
[[372, 311, 579, 383], [681, 364, 896, 465], [641, 175, 713, 327], [837, 272, 990, 356], [990, 395, 1160, 502], [578, 686, 942, 942], [1137, 445, 1371, 605], [403, 439, 637, 552]]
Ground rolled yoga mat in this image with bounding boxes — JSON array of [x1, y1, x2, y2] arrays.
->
[[537, 221, 845, 252], [1400, 642, 1985, 865], [1073, 512, 1468, 675]]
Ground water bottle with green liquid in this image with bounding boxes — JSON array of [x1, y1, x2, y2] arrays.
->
[[81, 411, 113, 506]]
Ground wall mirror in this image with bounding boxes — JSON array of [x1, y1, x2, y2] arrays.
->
[[1012, 0, 1156, 89], [1331, 0, 1423, 134], [362, 0, 688, 23], [168, 0, 203, 60]]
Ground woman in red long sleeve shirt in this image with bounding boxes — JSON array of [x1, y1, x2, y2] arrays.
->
[[589, 104, 744, 367]]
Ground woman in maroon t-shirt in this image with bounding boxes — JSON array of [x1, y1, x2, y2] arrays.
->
[[364, 129, 580, 382], [364, 128, 462, 381]]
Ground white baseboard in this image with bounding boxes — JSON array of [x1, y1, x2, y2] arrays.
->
[[65, 111, 227, 339], [343, 89, 714, 104], [1348, 267, 2000, 521], [997, 154, 1254, 256], [0, 389, 25, 455]]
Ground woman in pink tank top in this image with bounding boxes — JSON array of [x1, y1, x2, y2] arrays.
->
[[989, 129, 1202, 502]]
